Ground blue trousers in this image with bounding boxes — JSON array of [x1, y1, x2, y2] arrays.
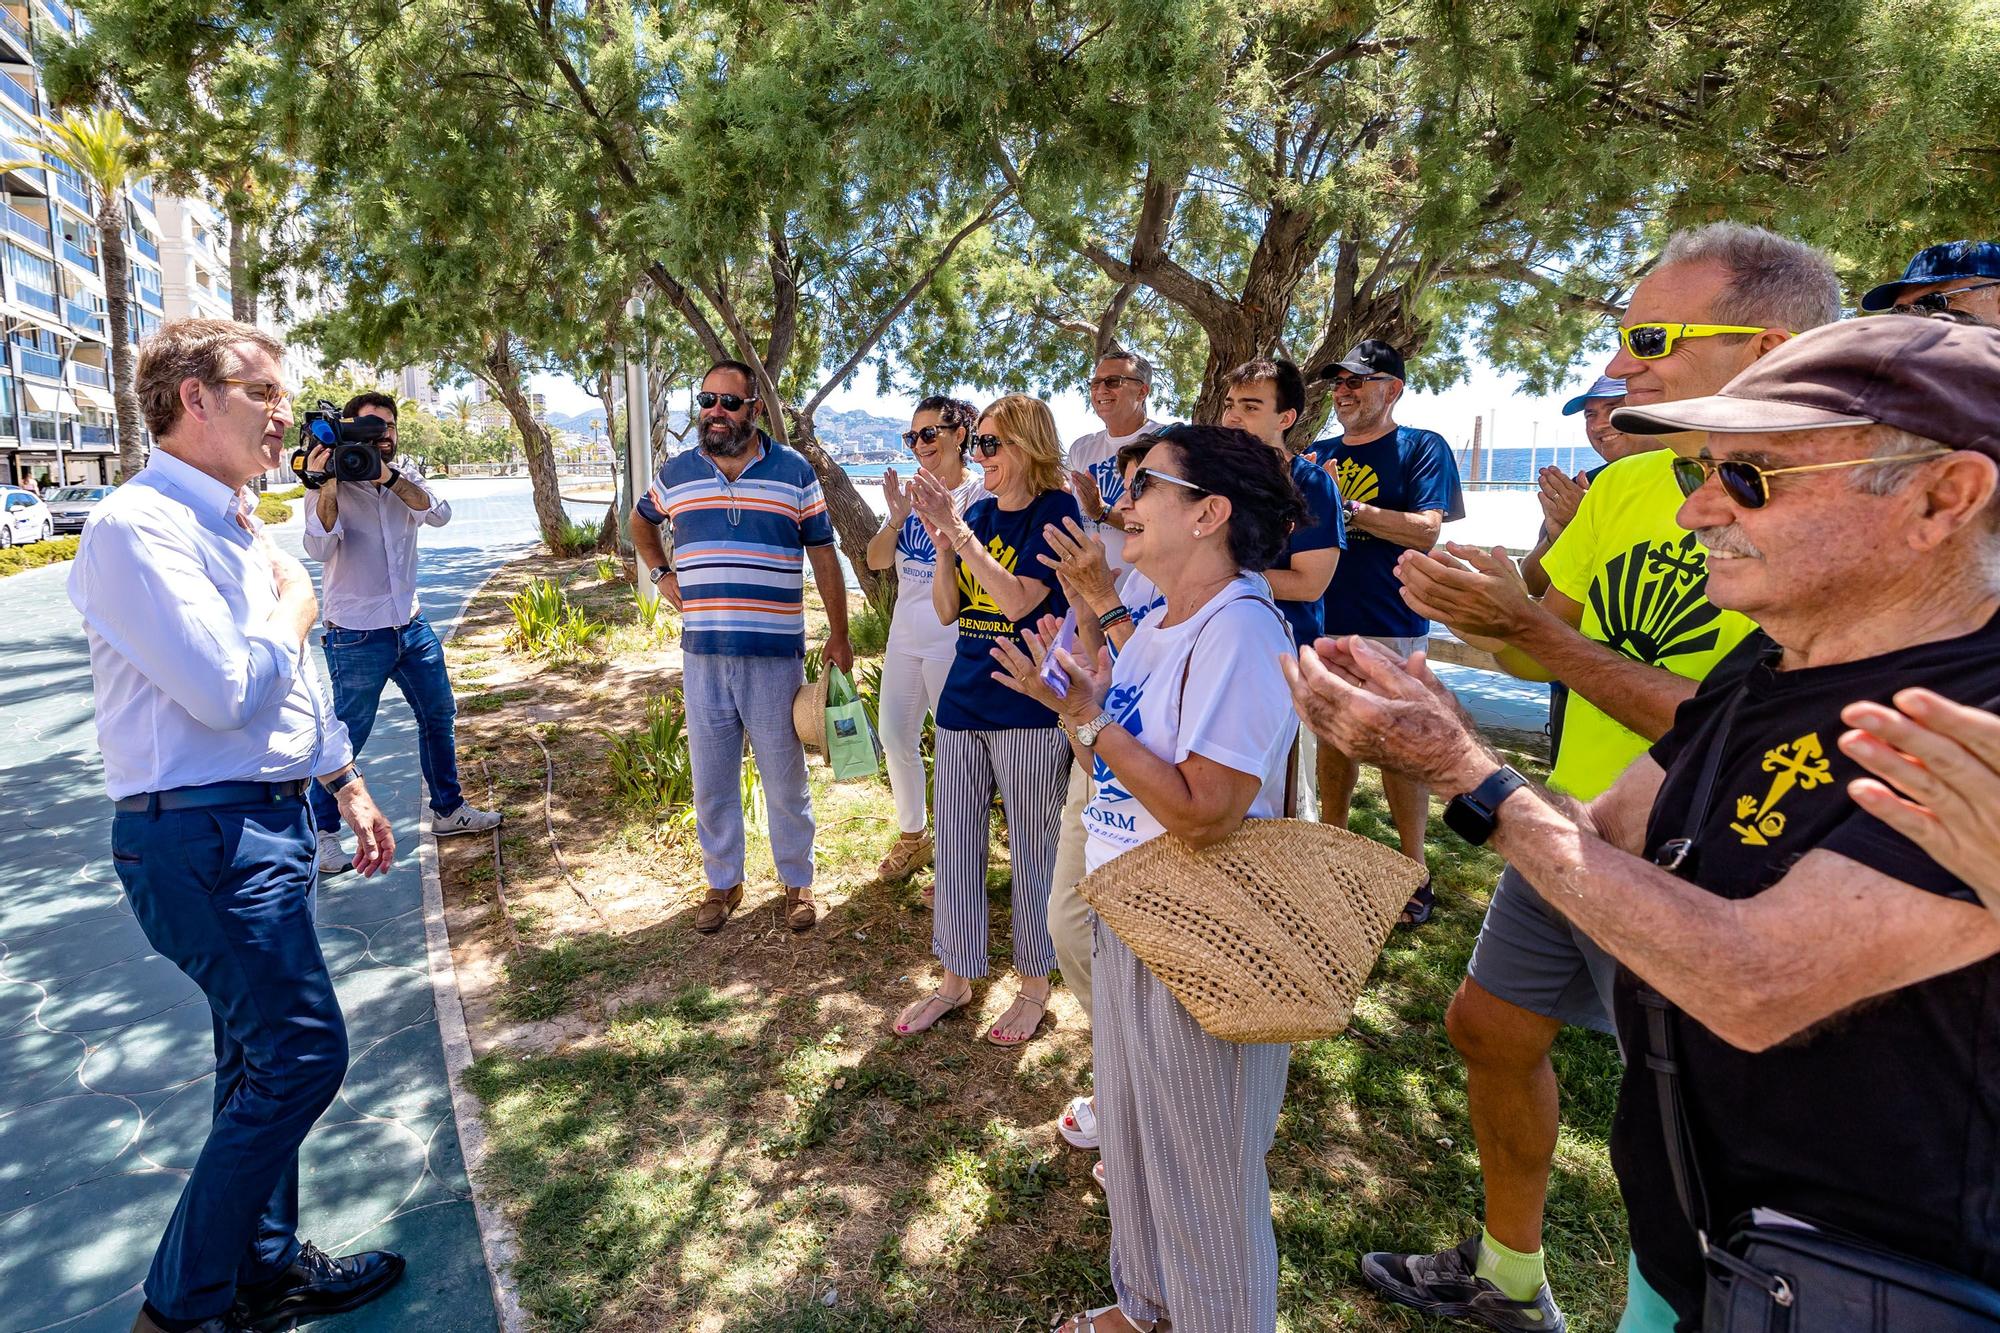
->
[[309, 614, 464, 832], [110, 796, 348, 1323], [682, 652, 815, 891]]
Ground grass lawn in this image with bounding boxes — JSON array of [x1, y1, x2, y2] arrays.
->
[[0, 534, 78, 577], [440, 551, 1628, 1332]]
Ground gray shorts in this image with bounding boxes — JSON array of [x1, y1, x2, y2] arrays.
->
[[1466, 865, 1620, 1035], [1363, 633, 1429, 660]]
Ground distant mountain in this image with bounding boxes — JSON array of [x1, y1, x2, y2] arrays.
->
[[546, 408, 607, 435]]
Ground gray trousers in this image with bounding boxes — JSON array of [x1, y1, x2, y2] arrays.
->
[[683, 652, 815, 891], [1095, 919, 1288, 1332], [932, 725, 1069, 978]]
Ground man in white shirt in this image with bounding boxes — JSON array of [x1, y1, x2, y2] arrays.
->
[[1066, 349, 1168, 580], [303, 391, 499, 874], [69, 318, 406, 1333]]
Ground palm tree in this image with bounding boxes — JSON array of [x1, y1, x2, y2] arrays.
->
[[1, 109, 152, 481]]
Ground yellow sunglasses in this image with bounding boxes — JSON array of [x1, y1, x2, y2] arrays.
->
[[1617, 322, 1776, 360]]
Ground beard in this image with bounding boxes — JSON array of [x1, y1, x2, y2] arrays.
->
[[702, 414, 754, 457]]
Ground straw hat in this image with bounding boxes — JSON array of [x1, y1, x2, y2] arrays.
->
[[792, 671, 829, 752], [1076, 819, 1426, 1044]]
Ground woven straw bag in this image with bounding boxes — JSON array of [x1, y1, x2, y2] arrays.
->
[[1076, 819, 1427, 1044], [792, 671, 829, 752]]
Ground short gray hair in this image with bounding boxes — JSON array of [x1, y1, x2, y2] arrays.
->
[[1851, 425, 1951, 497], [1655, 222, 1842, 334], [1097, 348, 1154, 386]]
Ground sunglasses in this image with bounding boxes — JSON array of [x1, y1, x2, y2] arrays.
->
[[1128, 466, 1207, 501], [1326, 373, 1387, 392], [1617, 323, 1774, 360], [1671, 448, 1955, 509], [1893, 280, 2000, 317], [969, 432, 1006, 459], [221, 378, 294, 407], [695, 390, 755, 411], [1088, 374, 1145, 392], [902, 425, 953, 448]]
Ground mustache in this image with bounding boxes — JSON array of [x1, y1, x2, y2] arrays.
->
[[1697, 525, 1764, 558]]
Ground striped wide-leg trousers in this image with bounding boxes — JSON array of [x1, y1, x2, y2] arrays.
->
[[1095, 918, 1290, 1332], [931, 725, 1070, 979]]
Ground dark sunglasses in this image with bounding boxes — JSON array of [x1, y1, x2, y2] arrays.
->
[[695, 390, 755, 412], [902, 425, 951, 448], [1616, 322, 1770, 360], [1326, 373, 1387, 392], [1671, 449, 1954, 509], [969, 432, 1006, 459], [1128, 466, 1207, 501], [1088, 373, 1145, 392], [1894, 280, 2000, 316]]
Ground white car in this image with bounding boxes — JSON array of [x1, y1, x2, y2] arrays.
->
[[43, 484, 113, 535], [0, 486, 52, 547]]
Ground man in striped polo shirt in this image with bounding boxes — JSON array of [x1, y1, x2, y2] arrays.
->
[[632, 360, 852, 934]]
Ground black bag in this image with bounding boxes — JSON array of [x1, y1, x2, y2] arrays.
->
[[1640, 698, 2000, 1331]]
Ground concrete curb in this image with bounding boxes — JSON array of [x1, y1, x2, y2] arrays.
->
[[418, 558, 531, 1333]]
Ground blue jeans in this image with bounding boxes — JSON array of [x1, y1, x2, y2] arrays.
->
[[110, 795, 348, 1322], [309, 615, 464, 832], [682, 652, 815, 891]]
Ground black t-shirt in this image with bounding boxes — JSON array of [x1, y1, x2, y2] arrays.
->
[[1614, 614, 2000, 1326]]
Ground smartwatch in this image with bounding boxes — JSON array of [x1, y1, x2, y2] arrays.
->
[[322, 766, 363, 796], [1443, 764, 1529, 845]]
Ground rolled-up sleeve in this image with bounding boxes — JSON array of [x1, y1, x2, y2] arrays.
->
[[416, 479, 451, 527], [74, 513, 301, 733], [302, 494, 341, 560]]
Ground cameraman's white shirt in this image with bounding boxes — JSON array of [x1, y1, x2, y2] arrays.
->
[[68, 449, 352, 800], [303, 474, 450, 630]]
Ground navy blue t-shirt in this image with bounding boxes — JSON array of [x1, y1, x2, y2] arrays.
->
[[937, 489, 1081, 732], [1272, 453, 1346, 647], [1306, 425, 1465, 638]]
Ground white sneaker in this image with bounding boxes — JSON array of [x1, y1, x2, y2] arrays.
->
[[432, 803, 503, 836], [317, 830, 352, 875]]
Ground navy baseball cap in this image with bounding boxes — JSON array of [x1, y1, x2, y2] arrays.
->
[[1324, 339, 1406, 382], [1561, 375, 1625, 416], [1859, 240, 2000, 312]]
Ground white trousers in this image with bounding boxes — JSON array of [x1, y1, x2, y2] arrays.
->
[[879, 646, 951, 835]]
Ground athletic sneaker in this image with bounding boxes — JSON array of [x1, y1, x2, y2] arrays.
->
[[432, 803, 503, 836], [1360, 1235, 1567, 1332], [316, 831, 352, 876]]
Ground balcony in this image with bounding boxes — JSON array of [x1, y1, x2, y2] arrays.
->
[[13, 282, 56, 314], [14, 344, 60, 378], [0, 77, 32, 118], [60, 239, 94, 272], [27, 414, 57, 441], [77, 423, 113, 446], [38, 0, 71, 35], [0, 8, 28, 57], [70, 360, 105, 387], [65, 302, 100, 335], [4, 208, 49, 248], [129, 178, 153, 210], [132, 232, 158, 261], [54, 174, 88, 214]]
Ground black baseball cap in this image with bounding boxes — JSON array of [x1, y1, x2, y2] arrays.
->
[[1323, 339, 1406, 382]]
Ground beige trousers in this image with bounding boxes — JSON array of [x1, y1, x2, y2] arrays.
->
[[1046, 763, 1096, 1023]]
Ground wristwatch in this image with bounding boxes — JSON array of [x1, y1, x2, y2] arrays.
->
[[383, 466, 403, 489], [1443, 764, 1529, 845], [649, 565, 672, 584], [1070, 711, 1116, 748], [322, 765, 363, 796]]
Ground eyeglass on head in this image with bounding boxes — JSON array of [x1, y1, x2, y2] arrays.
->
[[1326, 372, 1387, 392], [221, 378, 293, 407], [902, 425, 949, 448], [1128, 466, 1207, 501], [1670, 448, 1955, 509], [1893, 280, 2000, 317], [695, 390, 755, 412], [1088, 374, 1145, 392], [969, 432, 1006, 459], [1616, 323, 1775, 360]]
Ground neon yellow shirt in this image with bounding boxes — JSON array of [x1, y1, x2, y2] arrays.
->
[[1540, 449, 1759, 799]]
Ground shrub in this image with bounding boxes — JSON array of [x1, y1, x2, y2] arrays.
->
[[506, 577, 608, 661], [849, 602, 890, 656], [254, 493, 294, 524], [549, 515, 601, 557], [593, 554, 622, 583], [635, 587, 677, 641], [606, 693, 762, 826], [267, 485, 306, 501], [0, 534, 79, 578]]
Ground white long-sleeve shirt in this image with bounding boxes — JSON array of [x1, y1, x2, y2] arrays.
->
[[68, 449, 352, 801], [302, 473, 450, 630]]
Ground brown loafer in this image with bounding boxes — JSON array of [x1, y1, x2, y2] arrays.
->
[[694, 884, 743, 934], [783, 886, 817, 932]]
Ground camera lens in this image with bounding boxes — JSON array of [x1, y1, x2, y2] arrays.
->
[[334, 443, 381, 482]]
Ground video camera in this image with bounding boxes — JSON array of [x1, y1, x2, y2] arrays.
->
[[289, 401, 390, 490]]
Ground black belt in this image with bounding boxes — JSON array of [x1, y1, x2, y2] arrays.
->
[[114, 779, 311, 814]]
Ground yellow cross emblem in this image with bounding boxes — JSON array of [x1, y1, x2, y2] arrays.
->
[[1730, 732, 1833, 846]]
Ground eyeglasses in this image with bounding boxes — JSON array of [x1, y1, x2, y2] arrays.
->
[[221, 378, 293, 407], [1893, 280, 2000, 317], [1670, 448, 1955, 509], [969, 432, 1006, 459], [695, 391, 755, 412], [1617, 323, 1774, 360], [902, 425, 950, 448], [1129, 466, 1207, 501], [1088, 374, 1145, 392], [1326, 373, 1387, 392]]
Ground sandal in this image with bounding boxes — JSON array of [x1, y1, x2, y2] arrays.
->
[[986, 991, 1049, 1047], [1397, 874, 1435, 930], [1091, 1158, 1106, 1189], [1052, 1305, 1154, 1332], [1058, 1093, 1099, 1150], [893, 988, 969, 1037]]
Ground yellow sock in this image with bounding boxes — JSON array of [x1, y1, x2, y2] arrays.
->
[[1476, 1227, 1549, 1309]]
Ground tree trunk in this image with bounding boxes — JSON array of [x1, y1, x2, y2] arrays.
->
[[787, 410, 888, 610], [99, 194, 145, 482], [481, 332, 568, 547], [227, 208, 255, 324]]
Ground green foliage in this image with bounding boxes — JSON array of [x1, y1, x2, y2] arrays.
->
[[549, 516, 601, 558], [848, 604, 890, 657], [593, 554, 621, 583], [605, 692, 762, 828], [635, 587, 676, 642], [506, 577, 608, 661], [0, 534, 79, 577], [253, 492, 294, 524]]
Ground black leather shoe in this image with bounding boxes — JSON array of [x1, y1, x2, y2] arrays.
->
[[232, 1241, 406, 1330]]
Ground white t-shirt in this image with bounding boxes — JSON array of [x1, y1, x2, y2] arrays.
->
[[1067, 418, 1166, 581], [1115, 567, 1166, 632], [1082, 574, 1299, 873], [887, 474, 985, 661]]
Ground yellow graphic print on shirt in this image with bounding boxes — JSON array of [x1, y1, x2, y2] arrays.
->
[[958, 533, 1017, 616], [1336, 459, 1381, 505], [1731, 732, 1833, 846]]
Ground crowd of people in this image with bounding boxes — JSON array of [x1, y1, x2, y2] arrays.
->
[[63, 226, 2000, 1333]]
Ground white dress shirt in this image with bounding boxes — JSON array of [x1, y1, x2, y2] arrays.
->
[[302, 472, 451, 630], [68, 450, 353, 800]]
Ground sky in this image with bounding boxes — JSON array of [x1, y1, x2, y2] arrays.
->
[[527, 346, 1614, 454]]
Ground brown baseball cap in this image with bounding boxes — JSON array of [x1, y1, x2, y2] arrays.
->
[[1610, 314, 2000, 456]]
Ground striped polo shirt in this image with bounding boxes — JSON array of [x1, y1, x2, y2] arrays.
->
[[635, 433, 835, 657]]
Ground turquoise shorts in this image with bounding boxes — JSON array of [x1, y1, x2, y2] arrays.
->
[[1616, 1252, 1681, 1333]]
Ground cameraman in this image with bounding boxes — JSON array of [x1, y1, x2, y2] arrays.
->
[[303, 391, 500, 873]]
